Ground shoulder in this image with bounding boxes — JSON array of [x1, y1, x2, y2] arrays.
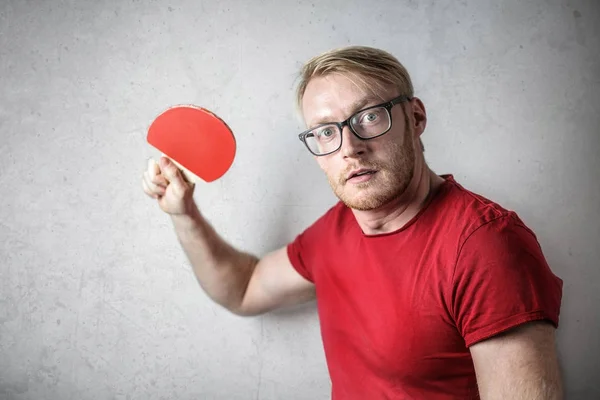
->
[[287, 200, 352, 254], [441, 177, 563, 345], [302, 200, 354, 236], [433, 175, 535, 247], [286, 201, 353, 282]]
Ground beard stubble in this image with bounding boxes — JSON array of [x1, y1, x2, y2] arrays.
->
[[327, 124, 416, 211]]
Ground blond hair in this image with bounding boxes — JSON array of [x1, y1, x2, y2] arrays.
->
[[295, 46, 414, 110]]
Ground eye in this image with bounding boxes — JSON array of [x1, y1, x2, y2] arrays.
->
[[316, 127, 335, 138], [361, 111, 380, 124]]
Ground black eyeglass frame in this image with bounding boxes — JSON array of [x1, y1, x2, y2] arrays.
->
[[298, 94, 412, 156]]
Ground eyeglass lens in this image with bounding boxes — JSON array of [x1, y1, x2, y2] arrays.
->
[[304, 106, 391, 155]]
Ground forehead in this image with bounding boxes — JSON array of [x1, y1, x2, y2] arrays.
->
[[301, 73, 391, 127]]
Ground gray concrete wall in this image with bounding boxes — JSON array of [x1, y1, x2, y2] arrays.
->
[[1, 0, 598, 398]]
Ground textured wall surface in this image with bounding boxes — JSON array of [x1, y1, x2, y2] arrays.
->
[[1, 0, 599, 399]]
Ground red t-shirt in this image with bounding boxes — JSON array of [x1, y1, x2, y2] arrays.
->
[[286, 175, 563, 399]]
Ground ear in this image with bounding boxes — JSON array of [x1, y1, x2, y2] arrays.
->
[[409, 97, 427, 137]]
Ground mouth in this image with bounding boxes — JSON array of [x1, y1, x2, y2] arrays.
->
[[346, 169, 377, 183]]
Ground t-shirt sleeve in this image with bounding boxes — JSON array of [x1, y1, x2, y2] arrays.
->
[[287, 229, 315, 283], [451, 214, 563, 347], [286, 202, 345, 283]]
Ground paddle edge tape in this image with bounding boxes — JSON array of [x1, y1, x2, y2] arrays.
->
[[146, 104, 237, 182]]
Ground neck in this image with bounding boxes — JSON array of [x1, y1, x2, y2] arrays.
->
[[352, 161, 445, 235]]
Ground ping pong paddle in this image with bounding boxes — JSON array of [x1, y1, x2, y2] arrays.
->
[[147, 105, 236, 183]]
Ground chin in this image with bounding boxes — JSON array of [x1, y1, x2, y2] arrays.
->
[[337, 184, 395, 211]]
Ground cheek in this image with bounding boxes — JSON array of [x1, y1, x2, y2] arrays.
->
[[370, 141, 394, 160]]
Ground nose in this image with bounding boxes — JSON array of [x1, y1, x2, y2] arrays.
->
[[339, 125, 366, 158]]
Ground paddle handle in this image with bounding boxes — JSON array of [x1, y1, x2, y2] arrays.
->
[[161, 154, 198, 184]]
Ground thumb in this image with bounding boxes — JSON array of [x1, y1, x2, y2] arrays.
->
[[159, 157, 187, 190]]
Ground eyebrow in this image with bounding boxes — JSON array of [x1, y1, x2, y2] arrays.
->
[[309, 96, 383, 128]]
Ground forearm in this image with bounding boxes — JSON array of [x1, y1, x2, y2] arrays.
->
[[479, 375, 562, 400], [171, 204, 259, 313], [472, 322, 564, 400]]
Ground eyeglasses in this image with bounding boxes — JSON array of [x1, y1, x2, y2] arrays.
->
[[298, 94, 411, 156]]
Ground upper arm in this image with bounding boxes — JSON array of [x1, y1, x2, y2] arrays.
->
[[470, 321, 563, 400], [451, 215, 563, 346], [451, 216, 564, 398], [238, 246, 315, 316]]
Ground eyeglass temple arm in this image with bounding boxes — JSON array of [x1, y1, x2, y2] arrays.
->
[[390, 95, 412, 106]]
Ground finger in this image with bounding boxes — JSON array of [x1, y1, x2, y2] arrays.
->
[[142, 176, 159, 199], [148, 158, 160, 178], [146, 159, 168, 187], [151, 172, 169, 188], [143, 171, 166, 196], [179, 169, 196, 187], [159, 157, 187, 192]]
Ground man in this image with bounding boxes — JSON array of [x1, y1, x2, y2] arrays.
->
[[142, 46, 564, 399]]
